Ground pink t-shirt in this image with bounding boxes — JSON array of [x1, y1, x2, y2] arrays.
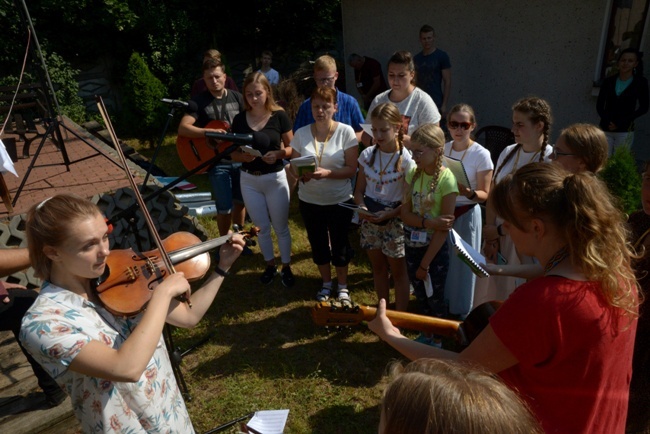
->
[[491, 276, 636, 434]]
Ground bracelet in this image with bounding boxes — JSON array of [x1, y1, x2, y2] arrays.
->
[[497, 224, 504, 237], [421, 217, 427, 228], [468, 190, 477, 200], [213, 266, 229, 277], [419, 265, 428, 271]]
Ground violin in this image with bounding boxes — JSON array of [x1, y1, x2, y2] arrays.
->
[[93, 228, 259, 316]]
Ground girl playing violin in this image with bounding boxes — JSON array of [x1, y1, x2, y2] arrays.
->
[[19, 194, 244, 433]]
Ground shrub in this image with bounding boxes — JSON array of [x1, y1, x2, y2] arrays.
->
[[120, 52, 167, 147], [600, 146, 642, 215]]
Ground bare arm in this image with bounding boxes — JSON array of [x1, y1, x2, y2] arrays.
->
[[457, 169, 492, 203], [441, 68, 451, 115], [69, 235, 245, 382], [0, 248, 30, 277]]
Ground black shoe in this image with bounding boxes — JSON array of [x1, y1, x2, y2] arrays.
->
[[280, 266, 295, 288], [45, 388, 67, 407], [260, 265, 278, 285]]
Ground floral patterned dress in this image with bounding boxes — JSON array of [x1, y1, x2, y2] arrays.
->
[[20, 282, 194, 433]]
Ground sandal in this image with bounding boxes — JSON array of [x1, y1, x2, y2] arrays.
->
[[337, 289, 352, 306], [315, 287, 331, 302]]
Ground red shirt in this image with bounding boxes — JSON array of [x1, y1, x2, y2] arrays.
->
[[491, 276, 636, 434]]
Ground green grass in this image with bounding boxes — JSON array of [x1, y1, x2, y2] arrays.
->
[[129, 137, 416, 434]]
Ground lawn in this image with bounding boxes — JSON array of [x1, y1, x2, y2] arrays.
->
[[129, 136, 416, 434]]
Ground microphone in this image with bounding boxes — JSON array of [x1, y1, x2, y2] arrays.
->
[[204, 130, 271, 148], [161, 98, 192, 108]]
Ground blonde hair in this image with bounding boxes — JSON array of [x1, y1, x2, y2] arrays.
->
[[558, 123, 608, 173], [492, 163, 639, 320], [404, 123, 446, 212], [242, 71, 283, 112], [313, 54, 337, 73], [495, 97, 552, 179], [381, 359, 543, 434], [26, 194, 103, 280], [203, 49, 222, 61], [368, 102, 405, 173]]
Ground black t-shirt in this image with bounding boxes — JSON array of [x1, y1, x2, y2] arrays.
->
[[232, 110, 292, 174], [188, 89, 244, 128]]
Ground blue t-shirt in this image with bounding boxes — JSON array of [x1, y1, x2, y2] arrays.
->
[[293, 88, 364, 133], [413, 49, 451, 107]]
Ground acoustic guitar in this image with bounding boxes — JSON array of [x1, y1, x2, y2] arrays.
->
[[311, 300, 501, 347], [176, 120, 233, 173]]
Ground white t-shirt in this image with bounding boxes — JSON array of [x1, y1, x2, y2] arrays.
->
[[494, 143, 553, 183], [366, 87, 441, 135], [443, 141, 494, 206], [291, 122, 358, 205], [358, 145, 414, 203], [259, 68, 280, 85]]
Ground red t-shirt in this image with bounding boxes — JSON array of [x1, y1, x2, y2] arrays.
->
[[490, 276, 636, 434]]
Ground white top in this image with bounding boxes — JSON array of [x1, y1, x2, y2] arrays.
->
[[444, 141, 494, 206], [358, 145, 414, 203], [366, 87, 441, 135], [494, 143, 553, 183], [259, 68, 280, 85], [291, 122, 358, 205]]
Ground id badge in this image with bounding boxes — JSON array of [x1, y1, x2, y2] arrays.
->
[[374, 183, 385, 196], [410, 230, 428, 243]]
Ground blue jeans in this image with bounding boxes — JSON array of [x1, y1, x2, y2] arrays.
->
[[208, 162, 243, 214]]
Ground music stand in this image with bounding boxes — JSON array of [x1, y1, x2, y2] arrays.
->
[[10, 0, 125, 206]]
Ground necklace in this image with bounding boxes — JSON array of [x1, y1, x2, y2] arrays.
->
[[448, 140, 472, 161], [544, 246, 569, 274], [378, 148, 397, 183], [311, 121, 334, 166], [510, 146, 540, 174]]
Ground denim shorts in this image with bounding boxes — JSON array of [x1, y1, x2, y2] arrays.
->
[[208, 162, 243, 214]]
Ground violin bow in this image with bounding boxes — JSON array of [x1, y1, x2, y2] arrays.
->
[[95, 95, 191, 307]]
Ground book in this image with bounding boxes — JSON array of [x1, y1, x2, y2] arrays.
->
[[443, 156, 471, 188], [450, 229, 489, 277], [240, 145, 262, 157], [337, 202, 379, 217], [290, 155, 317, 176]]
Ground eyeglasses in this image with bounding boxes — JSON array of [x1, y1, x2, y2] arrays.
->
[[448, 121, 473, 130], [411, 149, 429, 158], [551, 149, 576, 158], [316, 76, 336, 85]]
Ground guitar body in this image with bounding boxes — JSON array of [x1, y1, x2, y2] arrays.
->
[[311, 300, 502, 347], [176, 120, 233, 173]]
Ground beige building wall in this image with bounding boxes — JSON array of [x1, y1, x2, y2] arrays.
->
[[341, 0, 650, 162]]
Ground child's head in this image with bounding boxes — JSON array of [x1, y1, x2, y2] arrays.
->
[[554, 123, 608, 173], [369, 102, 405, 169], [380, 359, 542, 434], [313, 55, 338, 89], [511, 97, 552, 147], [447, 104, 477, 139], [261, 50, 273, 67], [26, 194, 104, 280]]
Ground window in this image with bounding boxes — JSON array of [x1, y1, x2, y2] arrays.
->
[[595, 0, 650, 85]]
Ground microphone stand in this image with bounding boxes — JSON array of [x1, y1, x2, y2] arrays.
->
[[142, 104, 180, 187]]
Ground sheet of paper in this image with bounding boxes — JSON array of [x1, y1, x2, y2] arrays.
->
[[246, 409, 289, 434], [360, 123, 373, 138], [0, 139, 18, 177]]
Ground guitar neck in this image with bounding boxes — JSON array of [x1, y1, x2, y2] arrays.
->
[[360, 305, 463, 340]]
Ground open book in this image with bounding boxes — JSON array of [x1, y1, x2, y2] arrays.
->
[[450, 229, 489, 277], [443, 156, 471, 188], [290, 155, 317, 176]]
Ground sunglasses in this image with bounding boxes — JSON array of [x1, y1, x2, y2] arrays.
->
[[448, 121, 473, 130]]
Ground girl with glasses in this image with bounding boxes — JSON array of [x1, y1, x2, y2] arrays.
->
[[401, 123, 458, 345], [354, 103, 413, 311], [443, 104, 493, 319], [361, 51, 441, 149]]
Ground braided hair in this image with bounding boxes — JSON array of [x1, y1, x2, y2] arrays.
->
[[368, 103, 404, 173], [494, 97, 552, 180], [404, 124, 446, 212]]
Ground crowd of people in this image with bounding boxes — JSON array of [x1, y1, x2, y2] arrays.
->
[[2, 22, 648, 434]]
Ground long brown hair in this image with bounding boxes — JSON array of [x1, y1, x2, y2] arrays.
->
[[368, 102, 404, 173], [492, 163, 639, 321], [242, 71, 283, 112], [494, 97, 552, 179]]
